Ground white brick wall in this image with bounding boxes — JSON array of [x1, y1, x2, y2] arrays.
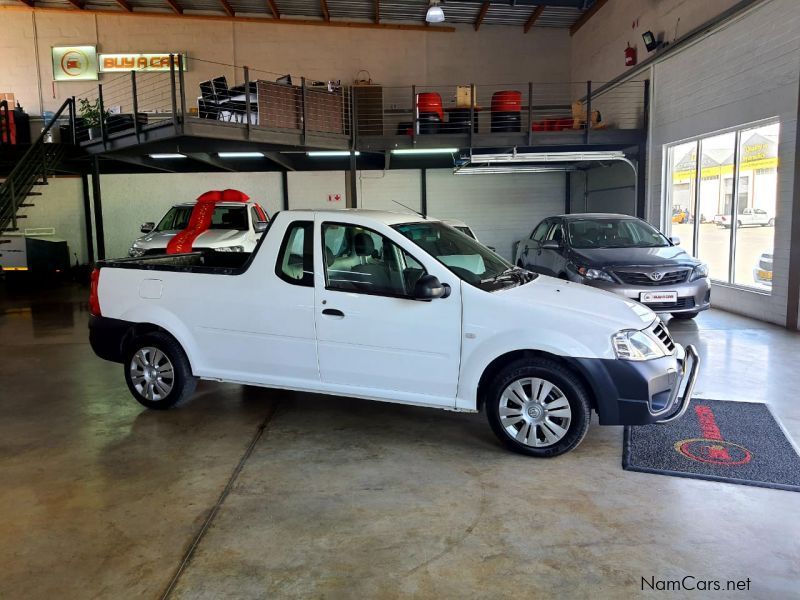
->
[[647, 0, 800, 325]]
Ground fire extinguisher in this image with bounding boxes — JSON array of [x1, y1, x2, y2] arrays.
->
[[625, 43, 637, 67]]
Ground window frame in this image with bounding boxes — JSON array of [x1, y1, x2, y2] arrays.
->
[[321, 221, 428, 300], [275, 220, 314, 287]]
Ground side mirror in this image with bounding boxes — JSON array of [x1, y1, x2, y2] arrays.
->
[[140, 222, 155, 234], [254, 221, 268, 233], [413, 274, 449, 301], [670, 235, 681, 245], [541, 240, 560, 250]]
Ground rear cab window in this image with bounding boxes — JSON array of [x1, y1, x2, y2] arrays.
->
[[276, 221, 314, 286]]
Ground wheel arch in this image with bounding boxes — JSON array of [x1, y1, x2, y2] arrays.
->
[[475, 349, 597, 412], [120, 322, 195, 374]]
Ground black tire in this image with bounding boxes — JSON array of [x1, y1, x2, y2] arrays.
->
[[671, 311, 699, 320], [123, 332, 197, 410], [485, 358, 591, 457]]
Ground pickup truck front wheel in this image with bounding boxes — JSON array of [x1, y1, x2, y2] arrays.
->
[[124, 333, 197, 410], [486, 358, 591, 457]]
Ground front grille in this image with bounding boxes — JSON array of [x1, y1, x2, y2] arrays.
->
[[651, 321, 676, 353], [614, 269, 690, 286], [645, 297, 696, 311]]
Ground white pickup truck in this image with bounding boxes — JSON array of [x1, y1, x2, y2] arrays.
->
[[713, 207, 774, 228], [89, 210, 698, 457]]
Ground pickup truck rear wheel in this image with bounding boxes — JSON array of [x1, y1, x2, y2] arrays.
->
[[124, 333, 197, 410], [486, 358, 591, 457]]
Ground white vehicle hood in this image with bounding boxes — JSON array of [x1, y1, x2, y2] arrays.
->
[[133, 229, 251, 251], [496, 274, 655, 332]]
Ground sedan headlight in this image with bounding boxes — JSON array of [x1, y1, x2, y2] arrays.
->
[[690, 263, 709, 281], [577, 266, 614, 282], [215, 245, 245, 253], [612, 329, 668, 361], [128, 245, 145, 257]]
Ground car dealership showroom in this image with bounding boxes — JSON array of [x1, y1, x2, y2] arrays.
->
[[1, 0, 799, 597]]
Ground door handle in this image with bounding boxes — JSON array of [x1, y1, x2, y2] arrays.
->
[[322, 308, 345, 318]]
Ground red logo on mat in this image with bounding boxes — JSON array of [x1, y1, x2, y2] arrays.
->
[[674, 405, 753, 466]]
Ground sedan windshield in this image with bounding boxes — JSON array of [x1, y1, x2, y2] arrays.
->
[[567, 218, 670, 249], [155, 205, 249, 232], [393, 222, 533, 290]]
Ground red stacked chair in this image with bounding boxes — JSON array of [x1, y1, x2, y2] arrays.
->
[[491, 90, 522, 133], [416, 92, 443, 134]]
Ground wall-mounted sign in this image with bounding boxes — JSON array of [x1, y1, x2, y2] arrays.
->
[[52, 46, 99, 81], [98, 53, 188, 73]]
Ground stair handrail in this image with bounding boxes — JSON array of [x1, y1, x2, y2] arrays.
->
[[2, 97, 75, 186]]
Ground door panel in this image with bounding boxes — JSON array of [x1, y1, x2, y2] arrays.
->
[[314, 219, 461, 404]]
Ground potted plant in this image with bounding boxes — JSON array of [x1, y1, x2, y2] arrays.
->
[[78, 98, 108, 141]]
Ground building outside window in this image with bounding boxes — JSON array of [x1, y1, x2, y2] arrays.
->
[[665, 121, 779, 292]]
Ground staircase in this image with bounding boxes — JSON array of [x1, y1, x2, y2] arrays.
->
[[0, 99, 75, 239]]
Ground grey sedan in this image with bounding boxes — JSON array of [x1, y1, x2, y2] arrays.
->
[[514, 214, 711, 319]]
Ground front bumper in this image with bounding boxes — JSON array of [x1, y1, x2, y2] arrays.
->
[[579, 277, 711, 314], [570, 344, 699, 426]]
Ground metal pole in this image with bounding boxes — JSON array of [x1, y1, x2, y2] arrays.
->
[[637, 80, 650, 219], [69, 96, 77, 145], [98, 84, 107, 150], [469, 83, 476, 148], [281, 171, 289, 211], [178, 54, 186, 133], [692, 140, 702, 255], [131, 71, 141, 143], [81, 173, 95, 263], [350, 86, 358, 151], [169, 54, 179, 133], [585, 80, 592, 144], [9, 179, 17, 231], [301, 76, 307, 145], [244, 65, 251, 136], [420, 168, 427, 217], [728, 130, 742, 284], [411, 84, 417, 146], [348, 152, 358, 208], [91, 156, 106, 260], [527, 81, 533, 146]]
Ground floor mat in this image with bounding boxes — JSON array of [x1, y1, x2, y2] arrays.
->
[[623, 399, 800, 492]]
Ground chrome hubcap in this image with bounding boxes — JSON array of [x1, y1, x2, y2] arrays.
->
[[499, 377, 572, 448], [130, 346, 174, 401]]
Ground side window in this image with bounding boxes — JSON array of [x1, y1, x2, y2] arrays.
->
[[276, 221, 314, 286], [531, 220, 551, 242], [251, 205, 269, 225], [322, 223, 425, 297], [546, 222, 564, 243]]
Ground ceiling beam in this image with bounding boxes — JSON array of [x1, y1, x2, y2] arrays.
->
[[109, 155, 177, 174], [165, 0, 183, 14], [114, 0, 132, 11], [218, 0, 234, 16], [16, 0, 34, 6], [267, 0, 280, 18], [474, 1, 490, 31], [320, 0, 330, 22], [374, 0, 379, 23], [66, 0, 85, 8], [523, 5, 545, 33], [570, 0, 607, 36], [0, 5, 455, 32]]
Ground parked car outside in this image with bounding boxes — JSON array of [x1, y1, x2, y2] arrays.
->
[[713, 207, 774, 228], [514, 213, 711, 319], [753, 249, 773, 288], [89, 210, 698, 458], [129, 200, 269, 257]]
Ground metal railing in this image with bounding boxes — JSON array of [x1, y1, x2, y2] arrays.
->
[[71, 57, 647, 150], [0, 98, 75, 235]]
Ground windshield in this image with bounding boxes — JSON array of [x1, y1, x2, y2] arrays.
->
[[567, 218, 670, 249], [393, 222, 531, 291], [155, 205, 249, 232]]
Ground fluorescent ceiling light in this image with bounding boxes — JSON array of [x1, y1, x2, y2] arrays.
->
[[469, 151, 626, 163], [306, 151, 361, 157], [149, 153, 186, 159], [218, 152, 265, 158], [455, 166, 576, 175], [425, 1, 445, 23], [391, 148, 459, 155]]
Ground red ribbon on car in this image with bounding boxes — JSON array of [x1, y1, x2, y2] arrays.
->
[[166, 189, 250, 254]]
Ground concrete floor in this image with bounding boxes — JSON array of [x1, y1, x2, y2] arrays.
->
[[1, 283, 798, 599]]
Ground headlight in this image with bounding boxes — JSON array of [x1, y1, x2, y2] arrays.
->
[[577, 266, 614, 282], [612, 329, 667, 361], [128, 246, 145, 257], [690, 263, 709, 281], [216, 245, 245, 253]]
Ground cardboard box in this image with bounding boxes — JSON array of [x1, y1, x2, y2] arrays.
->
[[456, 85, 473, 108]]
